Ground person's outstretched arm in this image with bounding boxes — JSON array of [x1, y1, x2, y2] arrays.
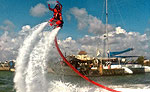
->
[[56, 1, 62, 10], [48, 4, 53, 11]]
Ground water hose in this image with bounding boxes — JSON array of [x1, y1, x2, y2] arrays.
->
[[54, 37, 120, 92]]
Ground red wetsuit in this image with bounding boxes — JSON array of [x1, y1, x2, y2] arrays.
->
[[48, 1, 63, 26]]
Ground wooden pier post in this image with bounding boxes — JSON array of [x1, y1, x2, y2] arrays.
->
[[99, 64, 103, 75]]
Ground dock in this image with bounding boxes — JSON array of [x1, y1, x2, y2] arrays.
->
[[0, 60, 15, 72]]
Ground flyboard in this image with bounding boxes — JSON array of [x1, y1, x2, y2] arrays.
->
[[54, 37, 121, 92], [49, 19, 63, 29]]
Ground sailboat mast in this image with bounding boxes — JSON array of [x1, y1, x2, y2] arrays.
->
[[106, 0, 108, 35], [106, 0, 109, 57]]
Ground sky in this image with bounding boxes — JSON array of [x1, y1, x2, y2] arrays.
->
[[0, 0, 150, 61], [0, 0, 150, 38]]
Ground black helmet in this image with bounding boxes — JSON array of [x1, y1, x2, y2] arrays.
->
[[55, 4, 60, 9]]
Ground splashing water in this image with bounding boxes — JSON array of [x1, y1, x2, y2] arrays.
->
[[14, 22, 48, 92], [25, 27, 60, 92], [48, 80, 109, 92], [48, 80, 150, 92], [14, 21, 60, 92]]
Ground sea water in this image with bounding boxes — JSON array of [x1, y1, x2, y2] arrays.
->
[[0, 71, 150, 92]]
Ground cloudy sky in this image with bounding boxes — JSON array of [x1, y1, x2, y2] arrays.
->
[[0, 0, 150, 61]]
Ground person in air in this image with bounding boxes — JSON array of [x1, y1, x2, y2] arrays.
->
[[48, 1, 63, 27]]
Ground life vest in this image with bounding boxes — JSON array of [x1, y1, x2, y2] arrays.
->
[[53, 8, 62, 20]]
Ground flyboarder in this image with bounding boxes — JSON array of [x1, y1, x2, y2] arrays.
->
[[48, 0, 63, 28]]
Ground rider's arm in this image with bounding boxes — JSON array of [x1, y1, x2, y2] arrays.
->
[[48, 4, 54, 11], [56, 1, 62, 10]]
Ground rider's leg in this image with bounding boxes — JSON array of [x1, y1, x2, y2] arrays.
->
[[49, 18, 55, 26], [56, 20, 62, 25]]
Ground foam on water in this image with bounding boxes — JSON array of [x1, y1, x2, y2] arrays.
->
[[115, 88, 150, 92], [48, 80, 110, 92], [48, 80, 150, 92]]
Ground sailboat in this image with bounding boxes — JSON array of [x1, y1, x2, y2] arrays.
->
[[101, 0, 150, 75]]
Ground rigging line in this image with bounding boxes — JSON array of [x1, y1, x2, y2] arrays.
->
[[145, 17, 150, 32], [54, 37, 121, 92], [101, 0, 106, 22], [114, 0, 126, 28]]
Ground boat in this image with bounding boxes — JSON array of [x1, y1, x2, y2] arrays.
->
[[0, 60, 15, 72]]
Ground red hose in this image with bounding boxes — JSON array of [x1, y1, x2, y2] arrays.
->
[[54, 37, 121, 92]]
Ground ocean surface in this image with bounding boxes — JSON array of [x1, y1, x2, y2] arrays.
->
[[0, 71, 15, 92], [0, 71, 150, 92]]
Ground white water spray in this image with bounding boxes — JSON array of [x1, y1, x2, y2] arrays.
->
[[25, 27, 60, 92], [14, 22, 48, 92], [14, 20, 60, 92]]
